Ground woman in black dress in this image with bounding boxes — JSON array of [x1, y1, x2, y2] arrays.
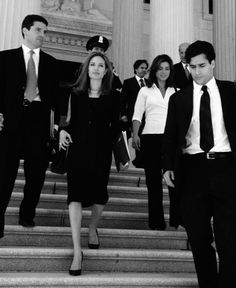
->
[[59, 52, 120, 275]]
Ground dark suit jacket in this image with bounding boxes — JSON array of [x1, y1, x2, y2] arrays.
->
[[0, 47, 60, 142], [173, 62, 192, 89], [162, 80, 236, 186], [120, 76, 141, 122]]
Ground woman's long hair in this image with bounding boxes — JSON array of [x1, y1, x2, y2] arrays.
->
[[147, 54, 174, 89], [72, 52, 113, 95]]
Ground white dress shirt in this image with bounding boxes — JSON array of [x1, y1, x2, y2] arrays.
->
[[22, 44, 41, 101], [132, 84, 177, 134], [184, 77, 231, 154]]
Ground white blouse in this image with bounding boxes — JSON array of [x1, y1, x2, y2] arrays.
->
[[132, 84, 177, 134]]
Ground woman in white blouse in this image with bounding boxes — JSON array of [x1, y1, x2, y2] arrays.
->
[[132, 54, 179, 230]]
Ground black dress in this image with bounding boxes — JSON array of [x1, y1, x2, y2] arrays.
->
[[66, 90, 120, 207]]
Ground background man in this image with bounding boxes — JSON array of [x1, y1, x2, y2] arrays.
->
[[120, 59, 148, 168], [173, 42, 192, 89], [0, 14, 60, 236], [120, 59, 148, 138], [163, 40, 236, 288]]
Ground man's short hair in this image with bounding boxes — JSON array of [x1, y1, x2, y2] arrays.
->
[[21, 14, 48, 37], [185, 40, 216, 64], [133, 59, 149, 74]]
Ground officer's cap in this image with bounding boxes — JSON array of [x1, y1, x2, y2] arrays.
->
[[86, 35, 109, 52]]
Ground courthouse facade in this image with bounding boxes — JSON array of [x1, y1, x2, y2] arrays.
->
[[0, 0, 235, 82]]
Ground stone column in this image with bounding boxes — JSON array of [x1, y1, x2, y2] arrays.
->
[[213, 0, 235, 81], [0, 0, 41, 50], [112, 0, 144, 81], [149, 0, 194, 64]]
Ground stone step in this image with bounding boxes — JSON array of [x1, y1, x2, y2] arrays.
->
[[19, 160, 146, 177], [4, 207, 183, 231], [13, 180, 169, 200], [16, 168, 147, 188], [5, 204, 177, 230], [9, 192, 171, 214], [1, 226, 187, 250], [0, 247, 195, 273], [0, 272, 198, 287], [5, 207, 151, 229]]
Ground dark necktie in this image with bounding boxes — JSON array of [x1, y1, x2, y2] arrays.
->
[[184, 64, 190, 79], [24, 50, 38, 102], [140, 78, 145, 87], [199, 85, 214, 152]]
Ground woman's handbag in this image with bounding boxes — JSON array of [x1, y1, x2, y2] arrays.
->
[[50, 147, 68, 174], [113, 131, 130, 172]]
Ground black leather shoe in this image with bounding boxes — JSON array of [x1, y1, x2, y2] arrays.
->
[[69, 252, 83, 276], [88, 229, 100, 249], [19, 218, 35, 227], [69, 268, 81, 276]]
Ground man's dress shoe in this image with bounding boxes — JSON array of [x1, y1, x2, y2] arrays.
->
[[19, 218, 35, 227]]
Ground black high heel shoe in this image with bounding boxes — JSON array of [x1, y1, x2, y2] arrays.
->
[[88, 229, 100, 249], [69, 252, 83, 276]]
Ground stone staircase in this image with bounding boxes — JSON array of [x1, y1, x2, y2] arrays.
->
[[0, 161, 198, 287]]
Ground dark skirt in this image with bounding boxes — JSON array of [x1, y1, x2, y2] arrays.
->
[[66, 138, 112, 207]]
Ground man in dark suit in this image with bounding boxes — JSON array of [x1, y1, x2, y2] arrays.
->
[[120, 59, 148, 138], [163, 40, 236, 288], [0, 14, 60, 237], [173, 42, 192, 89], [120, 59, 148, 168]]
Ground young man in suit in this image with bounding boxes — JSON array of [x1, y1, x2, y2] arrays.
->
[[120, 59, 149, 136], [163, 40, 236, 288], [120, 59, 148, 167], [173, 42, 192, 89], [0, 14, 60, 237]]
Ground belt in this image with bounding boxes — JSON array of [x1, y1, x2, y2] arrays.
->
[[23, 99, 31, 107], [23, 99, 42, 107], [184, 152, 232, 160]]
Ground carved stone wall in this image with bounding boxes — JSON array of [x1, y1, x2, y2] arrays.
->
[[41, 0, 112, 63]]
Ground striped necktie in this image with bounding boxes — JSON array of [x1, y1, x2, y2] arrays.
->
[[140, 78, 145, 87]]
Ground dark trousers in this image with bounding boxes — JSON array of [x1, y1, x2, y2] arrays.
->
[[0, 102, 49, 236], [142, 134, 166, 230], [181, 154, 236, 288]]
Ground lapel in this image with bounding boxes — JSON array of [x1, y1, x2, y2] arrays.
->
[[38, 49, 45, 81], [181, 84, 194, 134], [16, 47, 27, 83], [38, 50, 48, 100], [132, 77, 141, 92], [216, 80, 231, 117], [183, 84, 193, 118]]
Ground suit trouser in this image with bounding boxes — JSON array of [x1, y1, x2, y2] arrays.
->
[[0, 102, 49, 237], [142, 134, 166, 229], [181, 154, 236, 288]]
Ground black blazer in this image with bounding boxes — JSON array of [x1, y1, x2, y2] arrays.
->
[[120, 76, 144, 122], [173, 62, 192, 89], [162, 80, 236, 175], [0, 47, 60, 140]]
